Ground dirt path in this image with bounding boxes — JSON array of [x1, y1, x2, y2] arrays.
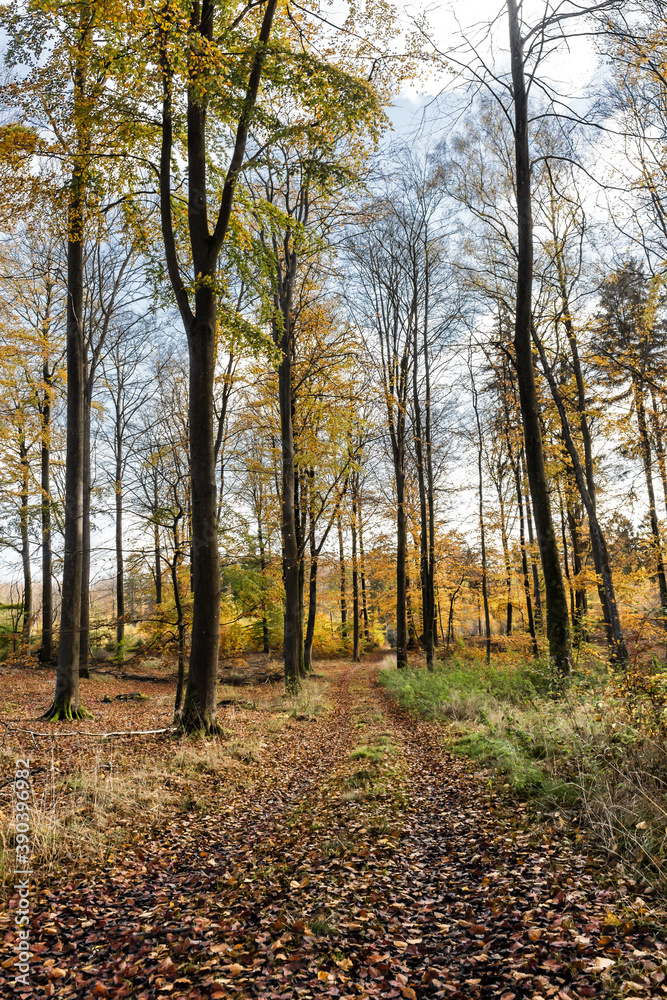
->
[[2, 661, 666, 999]]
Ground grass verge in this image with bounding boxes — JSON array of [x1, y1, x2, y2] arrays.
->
[[380, 647, 667, 894]]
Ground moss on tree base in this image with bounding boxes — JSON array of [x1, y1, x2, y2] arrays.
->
[[41, 696, 92, 722]]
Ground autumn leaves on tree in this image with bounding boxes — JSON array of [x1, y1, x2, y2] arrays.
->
[[2, 1, 667, 730]]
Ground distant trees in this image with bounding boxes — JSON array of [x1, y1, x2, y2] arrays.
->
[[5, 0, 667, 716]]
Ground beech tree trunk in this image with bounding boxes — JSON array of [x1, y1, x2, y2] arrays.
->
[[533, 329, 628, 661], [278, 337, 301, 692], [158, 0, 278, 728], [522, 469, 543, 632], [509, 444, 538, 656], [80, 386, 91, 678], [395, 462, 408, 668], [507, 0, 571, 673], [304, 548, 318, 672], [472, 384, 492, 663], [39, 304, 54, 664], [169, 511, 186, 721], [19, 435, 32, 651], [258, 515, 269, 654], [634, 381, 667, 615], [154, 518, 162, 606], [337, 511, 348, 640], [40, 416, 53, 662], [180, 291, 222, 726], [43, 153, 87, 720], [351, 481, 360, 663], [648, 387, 667, 517], [115, 442, 124, 653], [357, 488, 370, 642], [497, 481, 513, 636]]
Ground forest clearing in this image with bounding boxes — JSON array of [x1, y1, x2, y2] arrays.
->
[[4, 0, 667, 996], [1, 650, 667, 998]]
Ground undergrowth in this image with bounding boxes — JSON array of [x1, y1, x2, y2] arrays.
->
[[380, 648, 667, 894]]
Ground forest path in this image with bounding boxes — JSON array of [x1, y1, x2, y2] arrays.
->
[[11, 660, 667, 999]]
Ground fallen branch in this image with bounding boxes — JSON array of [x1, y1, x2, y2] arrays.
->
[[2, 724, 179, 740]]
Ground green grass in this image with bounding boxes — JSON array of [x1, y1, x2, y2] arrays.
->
[[380, 651, 667, 892], [379, 654, 554, 722]]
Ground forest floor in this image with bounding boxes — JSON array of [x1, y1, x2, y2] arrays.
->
[[0, 654, 666, 999]]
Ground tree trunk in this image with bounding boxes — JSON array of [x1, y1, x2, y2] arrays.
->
[[154, 519, 162, 606], [510, 445, 538, 656], [158, 0, 278, 729], [649, 386, 667, 517], [412, 316, 433, 669], [406, 571, 419, 650], [79, 387, 91, 678], [19, 435, 32, 652], [278, 331, 301, 693], [40, 415, 53, 663], [295, 467, 306, 678], [522, 463, 543, 631], [472, 386, 492, 663], [337, 511, 348, 640], [396, 463, 408, 669], [179, 292, 222, 731], [115, 443, 124, 654], [39, 318, 54, 664], [634, 380, 667, 614], [170, 516, 186, 722], [496, 478, 513, 636], [351, 478, 360, 662], [357, 487, 370, 642], [258, 515, 269, 654], [507, 0, 571, 673], [304, 543, 318, 673], [533, 328, 628, 661], [559, 489, 575, 626], [565, 490, 588, 644], [43, 153, 87, 721]]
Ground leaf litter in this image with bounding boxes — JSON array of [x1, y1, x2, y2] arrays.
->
[[0, 658, 665, 998]]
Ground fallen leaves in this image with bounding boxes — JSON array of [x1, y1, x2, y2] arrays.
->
[[1, 659, 666, 1000]]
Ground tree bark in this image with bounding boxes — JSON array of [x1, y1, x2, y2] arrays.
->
[[169, 510, 186, 722], [412, 309, 434, 669], [648, 386, 667, 518], [533, 328, 628, 661], [19, 433, 32, 652], [278, 334, 301, 692], [115, 429, 124, 653], [158, 0, 278, 729], [351, 477, 360, 662], [395, 463, 408, 668], [522, 454, 543, 631], [304, 527, 318, 672], [507, 0, 571, 673], [472, 384, 492, 663], [43, 154, 87, 720], [509, 440, 538, 656], [337, 511, 348, 640], [497, 480, 513, 637], [79, 381, 91, 678], [357, 486, 371, 642], [634, 380, 667, 614], [180, 290, 222, 728], [39, 294, 54, 664]]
